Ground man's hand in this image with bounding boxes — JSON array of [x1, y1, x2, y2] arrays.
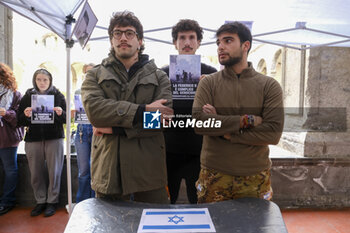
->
[[199, 75, 206, 81], [93, 127, 113, 136], [202, 104, 217, 115], [253, 115, 262, 126], [0, 107, 6, 117], [24, 107, 32, 117], [239, 115, 263, 128], [71, 109, 76, 118], [146, 99, 174, 123], [223, 133, 231, 140], [53, 107, 63, 116]]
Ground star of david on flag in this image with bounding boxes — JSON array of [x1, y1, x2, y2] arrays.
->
[[137, 208, 216, 232], [168, 215, 184, 224]]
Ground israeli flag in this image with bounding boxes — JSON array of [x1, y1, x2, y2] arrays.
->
[[137, 208, 216, 232]]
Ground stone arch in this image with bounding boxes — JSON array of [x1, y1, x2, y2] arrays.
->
[[271, 49, 283, 84], [257, 59, 267, 75], [71, 62, 85, 91], [38, 61, 64, 91], [38, 61, 59, 76], [41, 33, 59, 49]]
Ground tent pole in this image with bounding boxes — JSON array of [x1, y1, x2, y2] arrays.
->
[[66, 43, 73, 217], [65, 15, 75, 217]]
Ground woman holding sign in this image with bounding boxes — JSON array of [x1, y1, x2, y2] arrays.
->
[[17, 69, 66, 217]]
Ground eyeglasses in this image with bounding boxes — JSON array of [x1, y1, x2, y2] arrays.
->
[[112, 30, 138, 40]]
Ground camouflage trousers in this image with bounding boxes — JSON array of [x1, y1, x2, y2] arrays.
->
[[196, 168, 273, 203]]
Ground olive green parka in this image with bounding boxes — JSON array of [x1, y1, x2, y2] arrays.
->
[[81, 54, 172, 195]]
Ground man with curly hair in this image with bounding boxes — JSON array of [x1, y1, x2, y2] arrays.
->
[[162, 19, 217, 204], [82, 11, 173, 204]]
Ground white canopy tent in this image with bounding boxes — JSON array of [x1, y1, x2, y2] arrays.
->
[[0, 0, 84, 216], [86, 0, 350, 49], [1, 0, 350, 216]]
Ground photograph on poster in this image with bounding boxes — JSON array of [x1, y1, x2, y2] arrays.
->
[[74, 94, 89, 124], [31, 94, 54, 124], [169, 55, 201, 99]]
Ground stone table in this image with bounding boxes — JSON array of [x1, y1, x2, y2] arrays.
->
[[64, 197, 287, 233]]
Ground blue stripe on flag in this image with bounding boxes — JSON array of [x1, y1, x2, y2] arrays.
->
[[145, 211, 205, 215], [143, 224, 211, 229]]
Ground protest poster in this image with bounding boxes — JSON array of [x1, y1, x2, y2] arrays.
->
[[74, 94, 89, 124], [31, 95, 54, 124], [169, 55, 201, 100]]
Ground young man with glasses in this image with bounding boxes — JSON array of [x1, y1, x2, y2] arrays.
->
[[81, 11, 173, 203]]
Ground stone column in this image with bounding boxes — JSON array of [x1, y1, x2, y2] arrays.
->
[[281, 47, 350, 158], [0, 5, 13, 66]]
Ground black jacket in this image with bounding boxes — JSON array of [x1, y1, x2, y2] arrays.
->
[[17, 86, 66, 142], [162, 63, 217, 155]]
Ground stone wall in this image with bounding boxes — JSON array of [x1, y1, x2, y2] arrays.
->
[[2, 154, 350, 208], [272, 157, 350, 208], [0, 154, 78, 207], [0, 5, 12, 66]]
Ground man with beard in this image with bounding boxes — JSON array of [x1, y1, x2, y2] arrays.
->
[[162, 19, 216, 204], [81, 11, 173, 203], [192, 22, 284, 203]]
